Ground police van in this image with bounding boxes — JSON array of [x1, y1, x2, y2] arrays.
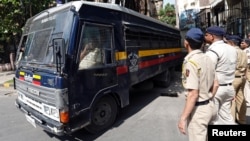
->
[[14, 1, 183, 136]]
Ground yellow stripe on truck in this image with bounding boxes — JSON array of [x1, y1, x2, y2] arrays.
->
[[33, 74, 41, 80], [139, 48, 182, 57], [115, 47, 182, 60]]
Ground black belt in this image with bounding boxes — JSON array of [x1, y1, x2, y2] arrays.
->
[[195, 99, 210, 106], [235, 75, 244, 78], [219, 83, 232, 86]]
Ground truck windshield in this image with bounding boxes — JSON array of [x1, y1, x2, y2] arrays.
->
[[18, 8, 74, 70]]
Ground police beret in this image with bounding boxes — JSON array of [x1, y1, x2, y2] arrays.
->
[[206, 26, 225, 36], [185, 28, 204, 43], [226, 35, 241, 42]]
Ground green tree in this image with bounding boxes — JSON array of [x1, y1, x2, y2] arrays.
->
[[158, 3, 176, 26], [0, 0, 54, 42]]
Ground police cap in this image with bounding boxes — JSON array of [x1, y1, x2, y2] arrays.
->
[[226, 35, 241, 42], [206, 26, 225, 36], [185, 28, 204, 43]]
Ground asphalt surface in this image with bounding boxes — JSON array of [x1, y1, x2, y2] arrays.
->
[[0, 71, 189, 141], [0, 70, 250, 141]]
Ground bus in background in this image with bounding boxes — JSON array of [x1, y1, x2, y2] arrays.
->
[[14, 1, 183, 136]]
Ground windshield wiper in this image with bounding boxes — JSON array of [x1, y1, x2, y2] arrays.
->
[[28, 62, 40, 65], [28, 62, 56, 67]]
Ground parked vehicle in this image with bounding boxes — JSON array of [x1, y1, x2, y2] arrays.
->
[[14, 1, 183, 136]]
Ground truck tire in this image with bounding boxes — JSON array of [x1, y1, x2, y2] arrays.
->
[[85, 95, 117, 134], [153, 68, 173, 88]]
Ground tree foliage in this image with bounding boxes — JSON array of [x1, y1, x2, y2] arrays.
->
[[158, 3, 176, 26], [0, 0, 54, 42]]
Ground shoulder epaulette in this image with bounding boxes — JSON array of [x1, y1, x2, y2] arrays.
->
[[207, 49, 220, 61], [187, 59, 201, 77]]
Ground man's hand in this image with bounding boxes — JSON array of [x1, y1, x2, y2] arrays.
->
[[178, 118, 187, 135]]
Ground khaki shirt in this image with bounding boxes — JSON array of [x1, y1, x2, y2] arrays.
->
[[235, 46, 247, 76], [243, 47, 250, 64], [244, 47, 250, 81], [182, 50, 216, 102]]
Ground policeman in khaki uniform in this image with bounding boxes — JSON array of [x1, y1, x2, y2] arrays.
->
[[178, 28, 219, 141], [240, 39, 250, 107], [225, 35, 248, 124]]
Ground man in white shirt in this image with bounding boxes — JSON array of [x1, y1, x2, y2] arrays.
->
[[204, 26, 237, 125]]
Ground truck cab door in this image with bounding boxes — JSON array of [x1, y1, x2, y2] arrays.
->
[[73, 23, 117, 108]]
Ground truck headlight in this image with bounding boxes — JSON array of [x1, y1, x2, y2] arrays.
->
[[51, 108, 59, 118], [44, 105, 50, 115], [43, 105, 59, 118]]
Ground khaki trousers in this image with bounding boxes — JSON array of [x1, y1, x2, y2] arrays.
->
[[244, 81, 250, 107], [231, 77, 246, 124], [188, 100, 214, 141]]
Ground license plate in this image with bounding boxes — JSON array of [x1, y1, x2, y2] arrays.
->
[[25, 114, 36, 128]]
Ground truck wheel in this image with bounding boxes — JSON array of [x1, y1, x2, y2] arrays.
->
[[85, 95, 117, 134], [153, 68, 172, 88]]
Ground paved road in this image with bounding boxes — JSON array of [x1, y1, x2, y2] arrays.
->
[[0, 72, 249, 141], [0, 72, 189, 141]]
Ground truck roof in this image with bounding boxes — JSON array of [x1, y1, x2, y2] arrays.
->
[[24, 1, 179, 32]]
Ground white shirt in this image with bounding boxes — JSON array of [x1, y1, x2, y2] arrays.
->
[[205, 40, 237, 84]]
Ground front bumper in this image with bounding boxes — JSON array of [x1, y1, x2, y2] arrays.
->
[[15, 98, 65, 136]]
